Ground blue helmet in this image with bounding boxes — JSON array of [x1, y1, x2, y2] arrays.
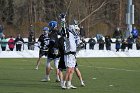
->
[[43, 27, 49, 31], [48, 21, 57, 28]]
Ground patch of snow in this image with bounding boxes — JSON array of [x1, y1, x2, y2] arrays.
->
[[0, 39, 140, 58]]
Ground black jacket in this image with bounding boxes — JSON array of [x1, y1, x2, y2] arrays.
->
[[15, 37, 24, 44]]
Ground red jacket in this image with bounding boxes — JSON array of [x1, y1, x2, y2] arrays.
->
[[8, 38, 15, 48]]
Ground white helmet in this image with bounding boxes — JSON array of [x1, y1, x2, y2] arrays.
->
[[69, 25, 80, 31], [75, 25, 80, 31], [69, 25, 80, 35], [69, 25, 75, 31]]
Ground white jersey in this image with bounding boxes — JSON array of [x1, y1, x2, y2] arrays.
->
[[64, 31, 80, 68], [64, 31, 80, 52], [69, 32, 77, 52]]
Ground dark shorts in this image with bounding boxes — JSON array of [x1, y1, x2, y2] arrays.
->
[[58, 55, 66, 71], [75, 62, 78, 67]]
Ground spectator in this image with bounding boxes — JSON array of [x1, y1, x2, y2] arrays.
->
[[0, 35, 7, 51], [136, 36, 140, 50], [113, 27, 122, 39], [88, 37, 96, 50], [28, 25, 35, 50], [28, 35, 35, 50], [28, 25, 34, 35], [131, 27, 139, 39], [8, 36, 15, 51], [81, 37, 87, 49], [96, 34, 103, 42], [0, 24, 4, 39], [121, 39, 127, 52], [77, 38, 86, 50], [80, 26, 86, 38], [105, 35, 112, 50], [15, 34, 24, 51], [127, 36, 134, 50], [115, 39, 121, 52], [98, 37, 104, 50]]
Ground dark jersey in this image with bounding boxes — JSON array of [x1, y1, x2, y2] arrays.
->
[[38, 34, 44, 48], [58, 36, 66, 70], [38, 34, 49, 56], [47, 29, 60, 59], [38, 34, 49, 49]]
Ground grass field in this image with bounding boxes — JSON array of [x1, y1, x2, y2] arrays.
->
[[0, 58, 140, 93]]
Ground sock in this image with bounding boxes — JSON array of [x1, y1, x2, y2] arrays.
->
[[56, 75, 60, 81], [80, 79, 83, 83], [61, 80, 63, 84], [63, 81, 66, 86], [81, 81, 84, 84], [67, 81, 71, 86], [46, 75, 49, 79]]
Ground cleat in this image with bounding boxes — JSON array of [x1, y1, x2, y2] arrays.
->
[[81, 82, 85, 87], [61, 85, 67, 89], [61, 83, 66, 89], [67, 85, 77, 89], [41, 77, 50, 82], [41, 79, 47, 82], [35, 67, 38, 70], [56, 79, 60, 82]]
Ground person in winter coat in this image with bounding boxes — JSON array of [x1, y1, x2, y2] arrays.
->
[[115, 39, 121, 52], [81, 37, 87, 49], [98, 37, 104, 50], [121, 39, 127, 52], [136, 36, 140, 50], [127, 36, 134, 50], [88, 37, 96, 50], [105, 35, 112, 50], [113, 27, 122, 39], [0, 25, 4, 39], [8, 36, 15, 51], [131, 27, 139, 39], [15, 34, 24, 51], [0, 35, 7, 51]]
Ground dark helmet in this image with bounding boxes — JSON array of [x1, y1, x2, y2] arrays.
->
[[59, 13, 66, 18]]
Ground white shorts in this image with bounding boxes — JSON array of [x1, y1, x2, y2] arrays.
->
[[64, 54, 76, 68], [46, 58, 60, 68]]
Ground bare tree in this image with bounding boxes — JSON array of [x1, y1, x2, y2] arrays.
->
[[0, 0, 140, 37]]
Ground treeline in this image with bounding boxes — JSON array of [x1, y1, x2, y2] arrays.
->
[[0, 0, 140, 38]]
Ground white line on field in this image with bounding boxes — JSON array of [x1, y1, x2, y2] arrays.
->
[[79, 65, 139, 72]]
